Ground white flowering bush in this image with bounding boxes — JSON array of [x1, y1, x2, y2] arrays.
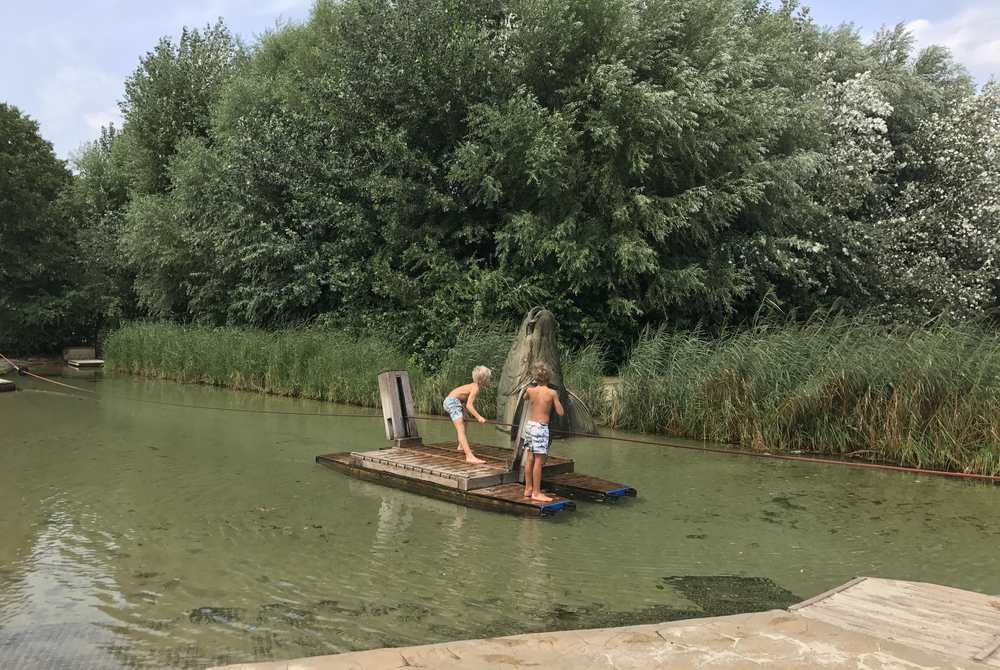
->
[[740, 71, 894, 307], [878, 83, 1000, 320], [816, 71, 895, 215]]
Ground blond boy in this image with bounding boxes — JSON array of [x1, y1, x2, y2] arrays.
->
[[521, 362, 564, 502], [443, 366, 491, 464]]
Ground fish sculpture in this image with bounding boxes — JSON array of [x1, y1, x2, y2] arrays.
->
[[496, 307, 597, 438]]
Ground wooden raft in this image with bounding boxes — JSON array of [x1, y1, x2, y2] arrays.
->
[[316, 370, 635, 517], [0, 379, 14, 393], [317, 452, 575, 516], [792, 576, 1000, 666]]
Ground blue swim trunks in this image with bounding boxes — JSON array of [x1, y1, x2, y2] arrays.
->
[[523, 421, 550, 455], [443, 396, 464, 421]]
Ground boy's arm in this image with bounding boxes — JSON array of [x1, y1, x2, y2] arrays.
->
[[465, 385, 487, 423], [552, 389, 565, 417]]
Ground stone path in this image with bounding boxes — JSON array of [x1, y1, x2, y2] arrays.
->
[[210, 608, 985, 670]]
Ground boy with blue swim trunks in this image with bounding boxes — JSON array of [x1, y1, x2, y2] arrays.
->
[[444, 366, 491, 464], [522, 362, 564, 502]]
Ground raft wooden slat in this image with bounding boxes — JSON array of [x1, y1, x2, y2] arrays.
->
[[350, 447, 512, 491], [794, 576, 1000, 666], [0, 379, 14, 393], [541, 472, 637, 501], [415, 442, 575, 476], [350, 441, 580, 491], [316, 453, 575, 516], [66, 359, 104, 369]]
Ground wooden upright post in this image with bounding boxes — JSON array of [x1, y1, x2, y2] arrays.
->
[[377, 370, 421, 447]]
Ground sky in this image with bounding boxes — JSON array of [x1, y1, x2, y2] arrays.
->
[[1, 0, 998, 161]]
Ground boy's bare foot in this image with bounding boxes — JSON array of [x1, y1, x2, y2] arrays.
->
[[531, 492, 553, 503], [465, 455, 486, 464], [523, 488, 531, 498]]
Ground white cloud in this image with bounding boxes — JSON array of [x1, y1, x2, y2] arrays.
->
[[169, 0, 310, 31], [906, 5, 1000, 83], [36, 66, 123, 159], [255, 0, 313, 17], [84, 111, 122, 132]]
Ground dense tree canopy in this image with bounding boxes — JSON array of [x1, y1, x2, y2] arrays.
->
[[4, 0, 998, 361], [0, 104, 78, 351]]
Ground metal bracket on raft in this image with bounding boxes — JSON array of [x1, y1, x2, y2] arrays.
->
[[378, 370, 422, 447]]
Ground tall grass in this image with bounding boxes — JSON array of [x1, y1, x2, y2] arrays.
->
[[105, 322, 604, 421], [612, 315, 1000, 475], [562, 344, 608, 418], [105, 322, 419, 407], [414, 328, 512, 418]]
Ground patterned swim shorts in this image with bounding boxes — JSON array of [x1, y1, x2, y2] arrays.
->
[[523, 421, 550, 455], [443, 396, 464, 421]]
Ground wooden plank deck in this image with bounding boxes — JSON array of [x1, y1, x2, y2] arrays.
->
[[542, 472, 637, 501], [792, 576, 1000, 666], [316, 452, 575, 516], [0, 378, 14, 393], [350, 447, 510, 491], [416, 441, 575, 473], [349, 441, 575, 492]]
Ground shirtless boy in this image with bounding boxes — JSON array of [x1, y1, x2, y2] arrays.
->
[[443, 366, 491, 464], [521, 362, 564, 502]]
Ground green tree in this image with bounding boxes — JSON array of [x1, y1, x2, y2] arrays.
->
[[119, 20, 245, 195], [61, 0, 993, 365], [65, 125, 137, 331], [0, 103, 77, 352]]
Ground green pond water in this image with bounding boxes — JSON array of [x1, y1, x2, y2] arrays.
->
[[2, 373, 999, 669]]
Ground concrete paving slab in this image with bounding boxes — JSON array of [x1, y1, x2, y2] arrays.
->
[[209, 609, 985, 670]]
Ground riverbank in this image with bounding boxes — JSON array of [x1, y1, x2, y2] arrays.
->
[[105, 319, 1000, 475], [210, 577, 998, 670]]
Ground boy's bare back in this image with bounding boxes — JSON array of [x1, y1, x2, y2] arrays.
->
[[447, 382, 478, 403], [525, 384, 564, 424]]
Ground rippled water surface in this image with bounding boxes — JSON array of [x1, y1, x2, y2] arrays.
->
[[2, 373, 999, 668]]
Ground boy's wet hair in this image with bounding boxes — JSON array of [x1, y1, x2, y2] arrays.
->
[[472, 365, 492, 385], [532, 361, 551, 385]]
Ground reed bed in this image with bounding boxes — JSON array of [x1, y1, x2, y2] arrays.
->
[[612, 316, 1000, 475], [107, 318, 1000, 474], [104, 322, 418, 407], [105, 322, 604, 421]]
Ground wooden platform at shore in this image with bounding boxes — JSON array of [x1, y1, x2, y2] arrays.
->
[[0, 379, 14, 393], [792, 576, 1000, 666], [66, 359, 104, 368]]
